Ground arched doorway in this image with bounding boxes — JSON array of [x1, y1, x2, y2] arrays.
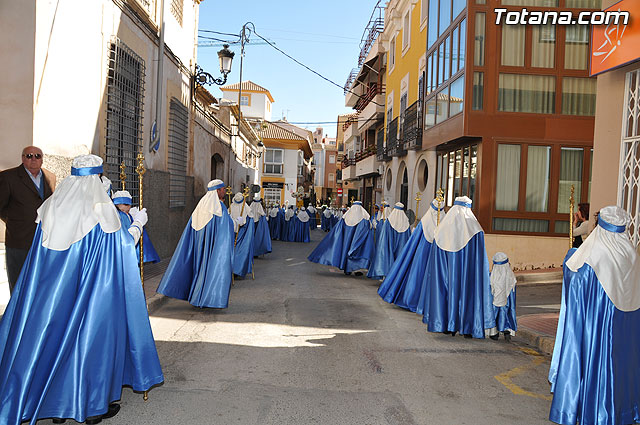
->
[[400, 167, 408, 208], [211, 153, 224, 181]]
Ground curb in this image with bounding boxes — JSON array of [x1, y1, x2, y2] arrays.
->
[[147, 293, 168, 314], [516, 326, 556, 355]]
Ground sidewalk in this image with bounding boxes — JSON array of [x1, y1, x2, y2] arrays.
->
[[513, 269, 562, 355]]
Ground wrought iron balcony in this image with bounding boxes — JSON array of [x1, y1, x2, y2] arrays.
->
[[403, 100, 422, 151], [386, 118, 406, 157], [354, 83, 384, 113], [376, 127, 390, 162]]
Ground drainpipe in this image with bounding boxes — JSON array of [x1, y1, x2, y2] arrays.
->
[[150, 0, 165, 153]]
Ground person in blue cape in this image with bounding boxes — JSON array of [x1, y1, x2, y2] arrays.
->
[[250, 194, 272, 256], [157, 179, 234, 308], [268, 204, 282, 240], [295, 207, 311, 243], [0, 155, 163, 425], [486, 252, 517, 341], [284, 206, 296, 242], [307, 204, 317, 230], [370, 204, 380, 230], [549, 206, 640, 425], [422, 196, 493, 338], [378, 199, 444, 312], [111, 190, 161, 264], [373, 201, 391, 245], [229, 192, 255, 278], [368, 202, 411, 280], [308, 201, 373, 275], [321, 206, 332, 231]]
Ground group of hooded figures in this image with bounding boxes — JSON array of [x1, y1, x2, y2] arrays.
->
[[319, 206, 344, 232], [266, 203, 314, 243], [309, 196, 640, 425], [0, 154, 639, 425]]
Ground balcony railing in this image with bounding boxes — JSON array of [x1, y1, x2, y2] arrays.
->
[[342, 115, 358, 132], [386, 117, 406, 157], [358, 1, 384, 67], [342, 157, 356, 168], [355, 145, 377, 162], [403, 100, 422, 151], [354, 83, 385, 113], [344, 69, 358, 95], [376, 128, 390, 162]]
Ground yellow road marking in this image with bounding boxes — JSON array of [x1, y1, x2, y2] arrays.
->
[[494, 347, 553, 401]]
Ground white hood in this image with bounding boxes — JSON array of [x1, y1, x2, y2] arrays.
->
[[434, 196, 483, 252]]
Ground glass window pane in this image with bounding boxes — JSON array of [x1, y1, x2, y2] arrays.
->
[[498, 74, 556, 114], [532, 24, 555, 68], [462, 146, 470, 196], [449, 75, 464, 116], [502, 0, 558, 5], [476, 0, 486, 3], [493, 218, 550, 232], [439, 0, 452, 37], [447, 152, 455, 204], [558, 147, 584, 213], [470, 145, 478, 200], [565, 25, 589, 70], [426, 97, 436, 127], [501, 25, 525, 66], [495, 144, 521, 211], [453, 0, 465, 19], [444, 35, 451, 82], [427, 54, 433, 95], [562, 77, 597, 116], [473, 72, 484, 110], [459, 18, 466, 69], [454, 149, 462, 198], [436, 90, 449, 124], [428, 0, 439, 48], [555, 221, 570, 234], [438, 43, 445, 87], [566, 0, 601, 8], [452, 27, 459, 75], [525, 146, 551, 212], [474, 13, 485, 67]]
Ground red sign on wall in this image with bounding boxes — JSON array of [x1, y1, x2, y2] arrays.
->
[[591, 0, 640, 76], [337, 188, 343, 195]]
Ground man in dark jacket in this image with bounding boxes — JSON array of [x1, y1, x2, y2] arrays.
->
[[0, 146, 55, 293]]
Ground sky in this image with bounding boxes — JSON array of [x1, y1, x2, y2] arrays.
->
[[197, 1, 382, 138]]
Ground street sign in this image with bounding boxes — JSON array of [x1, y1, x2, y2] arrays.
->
[[337, 188, 343, 195]]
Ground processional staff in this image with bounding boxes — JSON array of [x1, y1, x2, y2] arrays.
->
[[435, 188, 444, 225], [225, 186, 233, 208], [414, 191, 422, 227], [134, 152, 149, 402], [119, 161, 126, 191], [569, 184, 575, 250]]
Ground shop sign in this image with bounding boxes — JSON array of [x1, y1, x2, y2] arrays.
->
[[591, 0, 640, 76]]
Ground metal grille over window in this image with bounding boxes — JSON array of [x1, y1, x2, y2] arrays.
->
[[620, 70, 640, 246], [170, 0, 184, 26], [105, 39, 145, 204], [168, 98, 189, 208]]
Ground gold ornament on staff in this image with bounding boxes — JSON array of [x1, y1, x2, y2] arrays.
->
[[225, 186, 233, 208], [134, 152, 149, 403], [414, 191, 422, 227], [436, 188, 445, 225], [569, 184, 575, 250], [119, 161, 126, 191]]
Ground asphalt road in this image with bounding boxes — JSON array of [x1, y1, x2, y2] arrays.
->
[[37, 230, 554, 425]]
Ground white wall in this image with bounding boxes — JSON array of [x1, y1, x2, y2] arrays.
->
[[220, 91, 271, 121]]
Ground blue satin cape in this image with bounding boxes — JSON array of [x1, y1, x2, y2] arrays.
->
[[377, 222, 432, 312], [549, 249, 640, 425], [321, 214, 330, 231], [253, 216, 272, 256], [233, 220, 254, 277], [156, 205, 234, 308], [116, 210, 161, 263], [421, 232, 494, 338], [269, 210, 284, 241], [309, 213, 317, 230], [0, 225, 164, 424], [493, 289, 517, 333], [295, 218, 311, 243], [308, 219, 374, 273], [367, 220, 411, 280]]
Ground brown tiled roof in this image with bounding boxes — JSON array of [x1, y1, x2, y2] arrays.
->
[[220, 80, 274, 102], [257, 121, 306, 141]]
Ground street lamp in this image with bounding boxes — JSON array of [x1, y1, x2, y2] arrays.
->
[[193, 44, 235, 86]]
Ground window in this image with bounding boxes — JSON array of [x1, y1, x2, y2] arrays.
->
[[389, 36, 396, 70], [501, 25, 525, 67], [474, 13, 485, 67], [453, 0, 465, 19], [427, 0, 439, 48], [493, 142, 591, 234], [264, 148, 283, 174], [170, 0, 184, 26], [425, 97, 436, 128], [444, 35, 451, 82], [459, 18, 466, 69], [449, 76, 464, 116], [620, 70, 640, 245], [472, 72, 484, 110], [565, 25, 589, 70], [498, 74, 556, 114], [426, 53, 434, 95], [264, 188, 281, 206], [329, 155, 336, 164], [435, 89, 449, 124], [502, 0, 558, 5], [328, 173, 334, 183], [452, 27, 459, 75], [562, 77, 596, 116], [438, 43, 445, 86], [436, 143, 478, 206], [439, 0, 452, 37], [566, 0, 601, 7], [386, 168, 393, 190], [168, 98, 189, 207], [418, 158, 429, 191], [403, 11, 411, 50], [532, 24, 555, 68], [240, 95, 249, 106], [105, 39, 145, 205]]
